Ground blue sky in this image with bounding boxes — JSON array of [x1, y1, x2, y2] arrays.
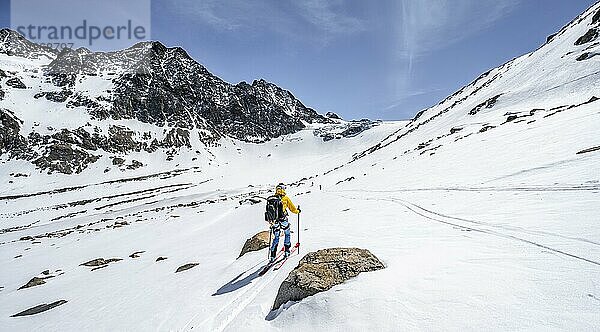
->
[[1, 1, 598, 120]]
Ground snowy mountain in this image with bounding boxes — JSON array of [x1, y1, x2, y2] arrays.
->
[[1, 2, 600, 331], [1, 27, 380, 176]]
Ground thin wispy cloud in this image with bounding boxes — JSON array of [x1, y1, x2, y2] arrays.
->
[[169, 0, 365, 46], [155, 0, 542, 120], [397, 0, 522, 59], [389, 0, 522, 113], [293, 0, 365, 35], [170, 0, 266, 31], [381, 87, 446, 111]]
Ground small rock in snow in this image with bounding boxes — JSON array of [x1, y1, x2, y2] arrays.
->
[[80, 257, 122, 267], [176, 263, 199, 273], [11, 300, 68, 317], [129, 251, 145, 258], [18, 277, 46, 290]]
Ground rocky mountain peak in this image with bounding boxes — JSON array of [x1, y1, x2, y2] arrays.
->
[[0, 28, 58, 59], [126, 41, 193, 63], [0, 29, 346, 174]]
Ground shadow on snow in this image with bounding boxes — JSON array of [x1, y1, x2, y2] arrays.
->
[[212, 266, 265, 296], [265, 300, 300, 321]]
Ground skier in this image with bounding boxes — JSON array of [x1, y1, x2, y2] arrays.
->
[[267, 183, 300, 262]]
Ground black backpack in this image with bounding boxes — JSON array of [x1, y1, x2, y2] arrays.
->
[[265, 195, 284, 222]]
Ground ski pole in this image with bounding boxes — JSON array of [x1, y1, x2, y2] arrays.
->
[[297, 205, 300, 255], [268, 222, 272, 260]]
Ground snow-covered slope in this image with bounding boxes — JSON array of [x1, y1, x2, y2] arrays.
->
[[340, 3, 600, 189], [1, 3, 600, 332]]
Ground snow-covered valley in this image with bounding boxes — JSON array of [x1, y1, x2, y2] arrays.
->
[[1, 2, 600, 331]]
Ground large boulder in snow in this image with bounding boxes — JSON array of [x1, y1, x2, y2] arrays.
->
[[272, 248, 384, 310], [238, 231, 270, 258]]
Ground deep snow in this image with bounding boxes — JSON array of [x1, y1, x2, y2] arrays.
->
[[1, 2, 600, 331]]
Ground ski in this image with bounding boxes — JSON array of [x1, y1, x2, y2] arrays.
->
[[258, 247, 285, 276], [259, 256, 285, 276], [273, 242, 300, 271]]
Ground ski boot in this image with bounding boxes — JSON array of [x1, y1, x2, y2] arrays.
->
[[284, 244, 291, 258]]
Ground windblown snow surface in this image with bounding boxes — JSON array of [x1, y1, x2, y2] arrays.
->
[[2, 3, 600, 332]]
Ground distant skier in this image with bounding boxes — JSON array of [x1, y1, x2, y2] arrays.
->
[[265, 183, 300, 262]]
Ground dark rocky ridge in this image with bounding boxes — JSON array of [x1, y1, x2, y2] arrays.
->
[[43, 39, 331, 141]]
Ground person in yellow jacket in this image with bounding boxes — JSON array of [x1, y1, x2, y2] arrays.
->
[[270, 183, 300, 261]]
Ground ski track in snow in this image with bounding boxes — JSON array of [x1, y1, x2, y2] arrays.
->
[[331, 191, 600, 267], [336, 184, 600, 192], [334, 187, 600, 246], [0, 177, 253, 241], [482, 156, 595, 184], [184, 259, 281, 331]]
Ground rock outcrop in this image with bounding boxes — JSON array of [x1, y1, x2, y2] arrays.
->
[[18, 277, 47, 290], [5, 77, 26, 89], [32, 143, 100, 174], [80, 257, 122, 271], [468, 94, 502, 115], [313, 119, 380, 142], [10, 300, 67, 317], [16, 269, 64, 290], [0, 109, 29, 159], [129, 251, 145, 258], [575, 28, 598, 45], [272, 247, 384, 310], [325, 111, 341, 119], [238, 197, 262, 205], [175, 263, 199, 273], [238, 231, 271, 258]]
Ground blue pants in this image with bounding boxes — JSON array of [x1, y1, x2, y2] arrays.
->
[[270, 219, 291, 253]]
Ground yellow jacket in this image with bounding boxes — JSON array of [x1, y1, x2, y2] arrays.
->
[[281, 195, 299, 216]]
